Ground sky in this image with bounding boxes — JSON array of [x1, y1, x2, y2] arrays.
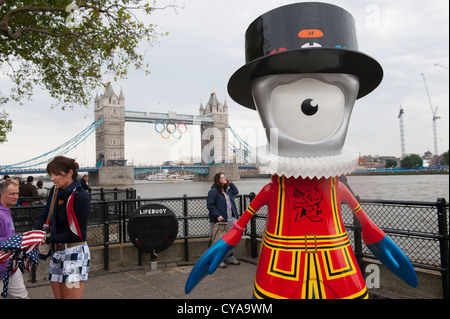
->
[[1, 0, 449, 168]]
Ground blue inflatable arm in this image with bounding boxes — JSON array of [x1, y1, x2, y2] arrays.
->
[[185, 238, 233, 294], [366, 235, 418, 287]]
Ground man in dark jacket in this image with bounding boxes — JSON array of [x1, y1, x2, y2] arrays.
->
[[19, 176, 38, 205]]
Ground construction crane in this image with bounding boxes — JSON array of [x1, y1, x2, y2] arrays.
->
[[421, 73, 440, 166], [398, 105, 406, 159]]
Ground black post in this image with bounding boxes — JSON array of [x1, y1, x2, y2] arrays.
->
[[250, 215, 258, 258], [138, 249, 142, 266], [31, 264, 36, 283], [103, 202, 109, 271], [248, 192, 258, 258], [436, 198, 449, 299], [119, 201, 124, 243], [238, 194, 244, 217], [353, 212, 364, 272], [183, 194, 189, 262]]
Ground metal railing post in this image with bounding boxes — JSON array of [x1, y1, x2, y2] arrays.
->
[[183, 194, 189, 262], [31, 264, 36, 283], [353, 213, 364, 271], [436, 198, 449, 299], [138, 249, 142, 266], [238, 194, 244, 217], [250, 215, 257, 258], [103, 201, 109, 271], [119, 201, 124, 244], [248, 192, 258, 258]]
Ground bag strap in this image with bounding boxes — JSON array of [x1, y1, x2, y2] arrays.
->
[[43, 186, 58, 232]]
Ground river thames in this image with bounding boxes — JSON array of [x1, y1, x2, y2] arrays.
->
[[129, 174, 449, 202]]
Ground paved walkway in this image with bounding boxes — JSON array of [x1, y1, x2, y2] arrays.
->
[[25, 259, 257, 299], [24, 258, 422, 300]]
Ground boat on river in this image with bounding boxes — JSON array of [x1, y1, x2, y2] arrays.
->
[[147, 173, 168, 181]]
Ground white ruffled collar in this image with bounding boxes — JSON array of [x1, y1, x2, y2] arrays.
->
[[253, 145, 359, 179]]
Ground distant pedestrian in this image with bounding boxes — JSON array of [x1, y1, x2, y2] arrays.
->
[[12, 177, 21, 187], [80, 174, 91, 192], [36, 180, 47, 204], [19, 176, 38, 205]]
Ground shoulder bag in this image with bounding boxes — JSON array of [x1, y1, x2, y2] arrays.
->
[[38, 187, 58, 258], [210, 221, 230, 246]]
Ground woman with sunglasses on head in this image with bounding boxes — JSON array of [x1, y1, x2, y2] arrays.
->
[[34, 156, 90, 299], [207, 172, 241, 268]]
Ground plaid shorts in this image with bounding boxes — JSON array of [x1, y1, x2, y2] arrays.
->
[[49, 243, 90, 283]]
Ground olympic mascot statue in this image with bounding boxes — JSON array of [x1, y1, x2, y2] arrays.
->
[[185, 2, 418, 299]]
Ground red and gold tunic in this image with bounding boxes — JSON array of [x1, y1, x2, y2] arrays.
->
[[235, 175, 374, 299]]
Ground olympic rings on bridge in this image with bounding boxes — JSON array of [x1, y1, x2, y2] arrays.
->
[[154, 122, 188, 139]]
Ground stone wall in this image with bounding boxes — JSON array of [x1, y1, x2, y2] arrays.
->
[[89, 166, 135, 186]]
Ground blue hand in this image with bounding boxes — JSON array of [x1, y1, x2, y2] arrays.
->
[[185, 238, 233, 294], [366, 236, 418, 287]]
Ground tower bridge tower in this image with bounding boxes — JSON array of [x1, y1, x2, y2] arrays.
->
[[199, 91, 229, 164], [197, 91, 239, 181], [94, 81, 126, 167], [90, 82, 134, 186]]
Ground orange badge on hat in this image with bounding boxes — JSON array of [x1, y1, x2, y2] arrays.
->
[[298, 29, 324, 38]]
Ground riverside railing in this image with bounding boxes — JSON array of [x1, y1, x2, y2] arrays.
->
[[10, 189, 448, 298]]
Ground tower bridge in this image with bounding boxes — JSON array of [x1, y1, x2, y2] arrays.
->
[[1, 83, 252, 185], [90, 82, 241, 185], [124, 110, 214, 125]]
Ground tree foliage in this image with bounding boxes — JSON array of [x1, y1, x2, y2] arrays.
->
[[0, 0, 178, 142], [384, 158, 397, 168], [0, 109, 12, 143], [400, 154, 423, 169]]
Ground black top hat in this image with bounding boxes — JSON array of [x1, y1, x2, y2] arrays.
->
[[227, 2, 383, 109]]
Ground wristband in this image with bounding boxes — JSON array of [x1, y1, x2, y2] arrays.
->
[[233, 221, 245, 232]]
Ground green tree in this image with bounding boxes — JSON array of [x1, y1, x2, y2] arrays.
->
[[0, 0, 179, 142], [443, 150, 449, 166], [0, 109, 12, 143], [400, 154, 423, 169], [385, 158, 397, 168]]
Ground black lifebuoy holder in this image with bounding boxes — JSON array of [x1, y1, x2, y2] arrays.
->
[[128, 203, 178, 253]]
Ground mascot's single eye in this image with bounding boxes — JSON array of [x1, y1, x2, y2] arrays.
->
[[301, 99, 318, 116], [267, 77, 347, 143]]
